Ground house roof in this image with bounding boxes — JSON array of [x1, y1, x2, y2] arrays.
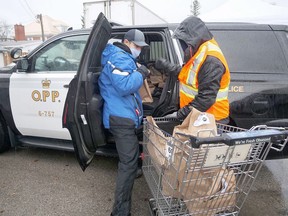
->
[[25, 15, 70, 36]]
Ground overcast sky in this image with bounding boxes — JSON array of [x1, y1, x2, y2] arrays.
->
[[1, 0, 288, 29]]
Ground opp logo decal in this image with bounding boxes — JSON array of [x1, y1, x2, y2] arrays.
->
[[31, 78, 60, 102]]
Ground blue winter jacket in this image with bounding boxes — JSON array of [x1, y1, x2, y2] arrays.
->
[[99, 43, 144, 129]]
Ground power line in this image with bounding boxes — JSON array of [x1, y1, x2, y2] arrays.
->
[[23, 0, 36, 16], [18, 0, 36, 20]]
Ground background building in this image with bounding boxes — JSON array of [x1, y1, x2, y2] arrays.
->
[[0, 15, 69, 67], [25, 15, 69, 41]]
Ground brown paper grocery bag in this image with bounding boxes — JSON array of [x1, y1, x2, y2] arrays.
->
[[145, 116, 169, 169], [162, 108, 236, 215], [178, 162, 236, 215], [163, 150, 236, 215], [161, 164, 181, 198], [145, 116, 181, 197], [139, 79, 153, 103], [173, 107, 217, 142]]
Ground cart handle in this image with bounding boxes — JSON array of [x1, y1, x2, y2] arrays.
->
[[176, 130, 288, 149]]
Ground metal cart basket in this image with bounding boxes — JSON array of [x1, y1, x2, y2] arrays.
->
[[143, 117, 288, 216]]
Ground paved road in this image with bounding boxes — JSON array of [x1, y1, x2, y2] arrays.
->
[[0, 147, 288, 216], [0, 147, 151, 216]]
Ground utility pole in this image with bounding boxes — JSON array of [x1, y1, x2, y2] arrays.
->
[[36, 14, 45, 42], [131, 0, 135, 25]]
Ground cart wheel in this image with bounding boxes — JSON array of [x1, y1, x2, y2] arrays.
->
[[148, 198, 158, 216]]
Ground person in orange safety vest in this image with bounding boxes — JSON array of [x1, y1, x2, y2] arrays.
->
[[155, 16, 230, 124]]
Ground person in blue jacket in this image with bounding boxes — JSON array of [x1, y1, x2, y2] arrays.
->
[[99, 29, 149, 216]]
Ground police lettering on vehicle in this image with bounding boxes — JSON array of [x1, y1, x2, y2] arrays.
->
[[229, 85, 244, 93], [31, 78, 60, 103]]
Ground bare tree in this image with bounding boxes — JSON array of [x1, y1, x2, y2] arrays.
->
[[0, 20, 13, 41], [190, 0, 201, 17]]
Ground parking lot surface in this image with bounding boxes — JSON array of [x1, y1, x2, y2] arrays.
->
[[0, 147, 150, 216], [0, 147, 287, 216]]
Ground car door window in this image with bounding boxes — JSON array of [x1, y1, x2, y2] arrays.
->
[[32, 35, 88, 72]]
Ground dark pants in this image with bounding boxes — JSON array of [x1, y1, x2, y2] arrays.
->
[[109, 116, 139, 216]]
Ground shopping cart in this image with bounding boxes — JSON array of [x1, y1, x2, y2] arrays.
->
[[142, 117, 288, 216]]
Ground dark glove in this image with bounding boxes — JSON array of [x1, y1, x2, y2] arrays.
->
[[154, 58, 181, 76], [137, 65, 150, 80], [177, 105, 192, 120]]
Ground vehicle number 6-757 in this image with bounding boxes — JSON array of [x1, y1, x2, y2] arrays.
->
[[38, 111, 55, 117]]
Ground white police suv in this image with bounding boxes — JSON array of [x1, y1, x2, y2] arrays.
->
[[1, 13, 288, 170]]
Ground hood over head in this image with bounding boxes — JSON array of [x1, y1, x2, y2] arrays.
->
[[173, 16, 213, 53]]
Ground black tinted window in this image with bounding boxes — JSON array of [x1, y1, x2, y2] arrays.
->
[[212, 30, 288, 73], [275, 31, 288, 66]]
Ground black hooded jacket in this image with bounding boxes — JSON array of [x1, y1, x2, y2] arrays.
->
[[174, 16, 227, 118]]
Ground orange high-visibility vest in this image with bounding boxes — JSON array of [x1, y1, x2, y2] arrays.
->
[[178, 38, 230, 121]]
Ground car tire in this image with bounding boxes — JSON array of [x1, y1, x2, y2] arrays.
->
[[0, 119, 10, 153]]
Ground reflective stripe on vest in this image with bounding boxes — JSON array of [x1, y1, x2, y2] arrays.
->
[[186, 41, 225, 87], [180, 83, 229, 101]]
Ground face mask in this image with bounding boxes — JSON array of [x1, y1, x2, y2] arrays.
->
[[183, 45, 193, 63], [130, 47, 141, 58]]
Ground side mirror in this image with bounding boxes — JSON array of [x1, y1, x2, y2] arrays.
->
[[10, 47, 23, 59], [16, 58, 29, 71]]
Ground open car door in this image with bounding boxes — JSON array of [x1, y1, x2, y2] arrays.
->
[[63, 13, 112, 171]]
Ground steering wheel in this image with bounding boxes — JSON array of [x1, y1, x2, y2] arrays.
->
[[53, 56, 71, 70]]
